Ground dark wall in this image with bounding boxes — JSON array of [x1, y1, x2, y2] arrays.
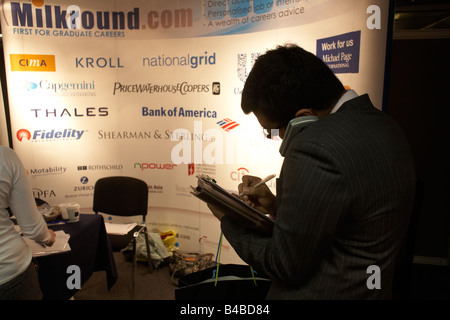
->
[[386, 38, 450, 260]]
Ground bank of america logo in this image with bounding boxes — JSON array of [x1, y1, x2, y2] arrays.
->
[[217, 118, 239, 132]]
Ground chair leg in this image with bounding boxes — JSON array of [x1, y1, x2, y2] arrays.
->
[[143, 229, 154, 273], [132, 237, 137, 294]]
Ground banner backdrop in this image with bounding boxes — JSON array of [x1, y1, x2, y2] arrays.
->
[[1, 0, 391, 263]]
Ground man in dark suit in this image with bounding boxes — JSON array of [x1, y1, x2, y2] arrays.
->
[[209, 44, 415, 299]]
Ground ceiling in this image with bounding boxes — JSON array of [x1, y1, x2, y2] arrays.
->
[[393, 0, 450, 38], [0, 1, 449, 38]]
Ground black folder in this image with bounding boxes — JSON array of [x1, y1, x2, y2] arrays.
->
[[190, 175, 275, 235]]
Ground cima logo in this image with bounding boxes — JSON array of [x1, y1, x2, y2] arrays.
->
[[10, 54, 56, 72]]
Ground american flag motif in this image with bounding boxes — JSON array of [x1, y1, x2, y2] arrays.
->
[[216, 118, 239, 132]]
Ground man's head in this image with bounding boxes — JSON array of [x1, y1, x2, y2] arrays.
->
[[241, 44, 345, 137]]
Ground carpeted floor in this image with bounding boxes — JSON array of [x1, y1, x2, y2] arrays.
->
[[73, 252, 176, 300]]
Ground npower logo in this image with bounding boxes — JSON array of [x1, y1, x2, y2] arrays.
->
[[10, 54, 56, 72]]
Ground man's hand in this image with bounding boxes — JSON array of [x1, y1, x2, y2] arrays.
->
[[238, 175, 276, 218], [208, 203, 227, 221]]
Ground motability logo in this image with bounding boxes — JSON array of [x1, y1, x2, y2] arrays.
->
[[16, 128, 86, 142]]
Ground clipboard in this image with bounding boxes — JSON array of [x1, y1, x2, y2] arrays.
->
[[190, 175, 275, 235]]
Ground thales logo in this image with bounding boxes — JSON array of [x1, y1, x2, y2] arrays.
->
[[10, 54, 55, 72], [16, 128, 86, 142]]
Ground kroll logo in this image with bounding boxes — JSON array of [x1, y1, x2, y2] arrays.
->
[[5, 1, 193, 31], [217, 118, 239, 132], [10, 54, 55, 72], [16, 128, 86, 142], [76, 57, 124, 68]]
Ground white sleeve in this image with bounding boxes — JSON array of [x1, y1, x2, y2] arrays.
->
[[3, 148, 52, 244]]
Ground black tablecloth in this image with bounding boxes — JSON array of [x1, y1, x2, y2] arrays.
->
[[35, 214, 118, 300]]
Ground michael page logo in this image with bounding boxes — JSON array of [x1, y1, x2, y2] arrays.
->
[[16, 128, 86, 142]]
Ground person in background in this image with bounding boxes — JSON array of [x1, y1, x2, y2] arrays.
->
[[209, 44, 415, 299], [0, 146, 55, 300]]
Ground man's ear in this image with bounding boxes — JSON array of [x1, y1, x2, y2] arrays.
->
[[294, 108, 314, 117]]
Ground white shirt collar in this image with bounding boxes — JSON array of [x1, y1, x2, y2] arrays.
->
[[330, 89, 358, 114]]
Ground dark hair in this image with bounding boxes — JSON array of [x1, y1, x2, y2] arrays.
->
[[241, 44, 345, 124]]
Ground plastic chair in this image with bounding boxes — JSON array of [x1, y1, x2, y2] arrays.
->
[[93, 176, 153, 293]]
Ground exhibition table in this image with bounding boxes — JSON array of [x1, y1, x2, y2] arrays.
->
[[35, 214, 118, 300]]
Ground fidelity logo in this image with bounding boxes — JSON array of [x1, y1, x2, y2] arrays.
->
[[16, 128, 86, 142]]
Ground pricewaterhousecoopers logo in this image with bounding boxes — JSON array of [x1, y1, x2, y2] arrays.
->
[[16, 128, 86, 142], [113, 81, 220, 95]]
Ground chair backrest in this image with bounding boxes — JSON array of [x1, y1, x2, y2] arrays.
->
[[93, 176, 148, 219]]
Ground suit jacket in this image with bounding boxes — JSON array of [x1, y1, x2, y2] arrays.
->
[[221, 94, 415, 299]]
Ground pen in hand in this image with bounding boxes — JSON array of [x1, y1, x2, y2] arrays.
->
[[239, 174, 276, 197], [36, 241, 46, 248]]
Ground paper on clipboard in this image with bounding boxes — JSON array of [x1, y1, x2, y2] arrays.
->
[[22, 230, 71, 257], [190, 175, 275, 235]]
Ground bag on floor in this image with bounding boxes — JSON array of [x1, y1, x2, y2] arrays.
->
[[169, 251, 215, 285], [121, 232, 171, 268], [175, 264, 271, 300]]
